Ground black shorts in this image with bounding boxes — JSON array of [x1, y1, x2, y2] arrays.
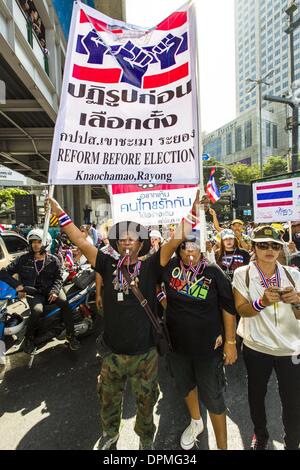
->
[[168, 352, 227, 415]]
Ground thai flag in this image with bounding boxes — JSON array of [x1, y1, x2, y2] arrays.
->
[[65, 249, 74, 266], [206, 168, 220, 204], [255, 181, 293, 208]]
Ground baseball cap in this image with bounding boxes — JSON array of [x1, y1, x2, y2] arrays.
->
[[220, 229, 235, 240], [231, 219, 244, 226], [251, 226, 284, 245], [149, 230, 163, 241]]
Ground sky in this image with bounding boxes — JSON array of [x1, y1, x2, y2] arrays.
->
[[125, 0, 236, 133]]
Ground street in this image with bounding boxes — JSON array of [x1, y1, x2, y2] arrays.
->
[[0, 324, 284, 451]]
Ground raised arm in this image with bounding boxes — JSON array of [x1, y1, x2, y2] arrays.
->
[[160, 190, 200, 267], [48, 198, 98, 267]]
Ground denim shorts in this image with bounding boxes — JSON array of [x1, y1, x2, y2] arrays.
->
[[168, 351, 227, 415]]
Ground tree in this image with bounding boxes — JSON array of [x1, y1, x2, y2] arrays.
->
[[227, 163, 260, 184], [0, 188, 29, 210], [263, 156, 288, 177]]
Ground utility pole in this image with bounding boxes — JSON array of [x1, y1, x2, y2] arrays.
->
[[285, 1, 299, 172], [246, 71, 273, 177], [265, 2, 299, 173]]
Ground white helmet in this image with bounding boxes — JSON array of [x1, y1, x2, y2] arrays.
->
[[4, 313, 25, 336], [27, 229, 52, 251]]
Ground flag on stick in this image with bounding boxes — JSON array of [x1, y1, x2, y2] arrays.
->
[[206, 167, 220, 204]]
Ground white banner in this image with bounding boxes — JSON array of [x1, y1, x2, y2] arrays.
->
[[253, 178, 300, 223], [111, 184, 198, 226], [48, 1, 199, 185]]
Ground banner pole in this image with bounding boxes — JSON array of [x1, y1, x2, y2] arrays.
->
[[289, 221, 293, 243], [193, 1, 206, 253], [43, 185, 55, 246]]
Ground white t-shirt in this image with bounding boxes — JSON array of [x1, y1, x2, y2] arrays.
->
[[233, 262, 300, 356]]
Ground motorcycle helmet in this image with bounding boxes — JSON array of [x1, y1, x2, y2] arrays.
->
[[4, 313, 25, 336], [27, 228, 52, 253]]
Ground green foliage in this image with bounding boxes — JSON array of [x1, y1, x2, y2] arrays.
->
[[262, 156, 288, 177], [227, 163, 260, 184], [0, 188, 29, 210]]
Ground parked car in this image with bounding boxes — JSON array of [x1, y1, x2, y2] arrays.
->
[[0, 232, 29, 269]]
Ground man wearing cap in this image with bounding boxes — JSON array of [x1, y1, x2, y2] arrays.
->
[[233, 225, 300, 450], [231, 219, 251, 251], [48, 192, 200, 451]]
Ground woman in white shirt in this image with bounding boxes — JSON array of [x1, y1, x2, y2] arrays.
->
[[233, 226, 300, 451]]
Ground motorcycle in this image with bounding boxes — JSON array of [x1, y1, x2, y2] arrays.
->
[[0, 266, 97, 370]]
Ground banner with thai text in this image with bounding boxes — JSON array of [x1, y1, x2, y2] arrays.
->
[[111, 184, 198, 226], [253, 177, 300, 223], [48, 1, 199, 185]]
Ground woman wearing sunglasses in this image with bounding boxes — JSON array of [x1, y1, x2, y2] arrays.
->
[[233, 226, 300, 450], [162, 233, 237, 450]]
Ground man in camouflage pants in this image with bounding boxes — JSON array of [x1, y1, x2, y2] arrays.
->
[[48, 194, 199, 450], [97, 349, 159, 449]]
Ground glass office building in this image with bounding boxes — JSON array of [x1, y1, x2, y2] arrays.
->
[[235, 0, 300, 115]]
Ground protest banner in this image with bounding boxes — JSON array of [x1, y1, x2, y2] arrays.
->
[[253, 177, 300, 223], [48, 1, 199, 185], [110, 184, 198, 226]]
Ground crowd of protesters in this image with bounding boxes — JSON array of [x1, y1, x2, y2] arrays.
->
[[1, 193, 299, 451], [41, 194, 300, 452]]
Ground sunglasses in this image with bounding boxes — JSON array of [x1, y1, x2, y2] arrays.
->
[[255, 242, 282, 251]]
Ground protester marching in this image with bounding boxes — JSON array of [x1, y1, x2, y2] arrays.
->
[[0, 0, 299, 457]]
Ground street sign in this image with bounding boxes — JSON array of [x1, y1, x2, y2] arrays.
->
[[220, 184, 230, 192], [202, 153, 211, 161]]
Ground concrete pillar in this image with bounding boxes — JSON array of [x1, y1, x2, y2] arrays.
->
[[73, 186, 92, 226], [63, 186, 74, 221]]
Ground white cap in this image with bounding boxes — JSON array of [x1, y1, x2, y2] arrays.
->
[[149, 230, 163, 241]]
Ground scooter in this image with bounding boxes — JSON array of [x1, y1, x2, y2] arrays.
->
[[0, 268, 96, 370]]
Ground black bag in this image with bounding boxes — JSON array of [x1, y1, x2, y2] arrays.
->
[[120, 266, 172, 356], [73, 269, 95, 290], [156, 319, 172, 356]]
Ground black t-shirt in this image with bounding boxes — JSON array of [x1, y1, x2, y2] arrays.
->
[[217, 248, 250, 281], [162, 259, 236, 356], [95, 249, 162, 355]]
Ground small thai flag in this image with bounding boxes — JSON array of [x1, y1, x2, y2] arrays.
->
[[65, 249, 74, 266], [206, 167, 221, 204]]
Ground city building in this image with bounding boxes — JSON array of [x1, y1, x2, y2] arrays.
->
[[235, 0, 300, 115], [203, 0, 297, 167], [203, 103, 288, 166]]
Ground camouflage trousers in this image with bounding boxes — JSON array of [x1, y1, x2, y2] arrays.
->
[[97, 348, 159, 445]]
